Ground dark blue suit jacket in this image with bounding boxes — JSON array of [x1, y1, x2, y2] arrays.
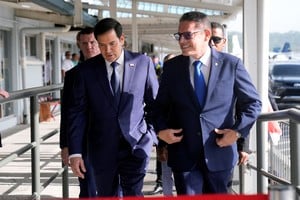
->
[[154, 48, 262, 172], [60, 66, 80, 149], [67, 50, 159, 170]]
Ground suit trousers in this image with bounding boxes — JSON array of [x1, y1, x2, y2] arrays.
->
[[93, 137, 149, 197], [78, 156, 97, 198], [161, 161, 174, 196], [173, 161, 232, 195]]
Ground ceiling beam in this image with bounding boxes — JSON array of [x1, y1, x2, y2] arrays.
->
[[122, 23, 177, 35], [83, 3, 231, 27], [14, 6, 97, 27], [140, 0, 241, 13], [31, 0, 73, 16], [83, 3, 234, 18], [118, 14, 224, 25], [0, 0, 29, 2], [82, 0, 240, 13], [15, 9, 74, 25]]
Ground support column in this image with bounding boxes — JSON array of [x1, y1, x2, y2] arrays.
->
[[243, 0, 270, 194], [53, 37, 61, 84], [131, 0, 138, 52]]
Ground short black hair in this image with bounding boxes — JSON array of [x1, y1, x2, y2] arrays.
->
[[179, 11, 210, 29], [211, 22, 225, 35], [94, 18, 123, 38], [76, 27, 94, 41], [65, 51, 71, 56]]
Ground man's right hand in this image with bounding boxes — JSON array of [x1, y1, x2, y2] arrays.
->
[[158, 128, 183, 144], [70, 157, 86, 179], [238, 151, 249, 165], [0, 89, 9, 98]]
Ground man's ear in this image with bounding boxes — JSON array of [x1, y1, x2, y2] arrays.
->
[[204, 29, 211, 42], [120, 33, 125, 46]]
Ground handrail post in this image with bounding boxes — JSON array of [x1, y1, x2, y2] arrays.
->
[[62, 164, 69, 198], [60, 87, 69, 198], [257, 120, 268, 193], [289, 120, 300, 194], [239, 165, 244, 194], [30, 95, 41, 199]]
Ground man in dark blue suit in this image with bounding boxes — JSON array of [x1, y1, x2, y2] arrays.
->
[[60, 27, 100, 197], [67, 18, 159, 197], [153, 11, 262, 195]]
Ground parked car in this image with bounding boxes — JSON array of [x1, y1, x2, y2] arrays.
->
[[269, 60, 300, 110]]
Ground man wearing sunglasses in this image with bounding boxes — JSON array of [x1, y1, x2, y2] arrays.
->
[[210, 22, 250, 192], [211, 22, 250, 160], [153, 11, 261, 195], [210, 22, 227, 52]]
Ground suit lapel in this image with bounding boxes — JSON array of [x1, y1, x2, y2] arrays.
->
[[181, 51, 223, 112], [206, 50, 223, 104], [180, 56, 202, 111], [94, 55, 117, 109], [119, 51, 136, 108]]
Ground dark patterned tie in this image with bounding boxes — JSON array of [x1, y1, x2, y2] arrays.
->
[[193, 60, 206, 108], [110, 61, 120, 96]]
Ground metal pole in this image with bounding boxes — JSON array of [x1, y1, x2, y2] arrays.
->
[[289, 120, 300, 194], [62, 165, 69, 198], [60, 87, 69, 198], [257, 120, 268, 193], [30, 96, 41, 199], [239, 165, 244, 194]]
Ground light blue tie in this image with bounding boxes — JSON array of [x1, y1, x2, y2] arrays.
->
[[193, 60, 206, 108]]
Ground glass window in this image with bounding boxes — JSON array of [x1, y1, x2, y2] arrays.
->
[[0, 30, 13, 117], [25, 35, 37, 57]]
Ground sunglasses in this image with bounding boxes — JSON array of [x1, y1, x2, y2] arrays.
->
[[173, 30, 202, 41], [210, 36, 224, 44]]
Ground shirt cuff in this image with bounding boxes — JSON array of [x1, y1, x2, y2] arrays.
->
[[69, 154, 82, 159]]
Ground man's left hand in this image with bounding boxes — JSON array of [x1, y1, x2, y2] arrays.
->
[[238, 151, 249, 165], [215, 128, 239, 147]]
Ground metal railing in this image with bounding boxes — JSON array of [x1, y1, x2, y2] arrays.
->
[[269, 121, 290, 182], [2, 84, 300, 199], [0, 84, 67, 200], [247, 108, 300, 196]]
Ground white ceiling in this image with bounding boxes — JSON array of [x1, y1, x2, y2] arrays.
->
[[0, 0, 244, 53]]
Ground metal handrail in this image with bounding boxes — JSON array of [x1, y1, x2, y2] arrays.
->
[[255, 108, 300, 195], [3, 84, 300, 198], [0, 84, 63, 104], [0, 129, 59, 167], [0, 84, 66, 200]]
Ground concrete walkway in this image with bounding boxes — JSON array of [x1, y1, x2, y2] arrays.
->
[[0, 115, 163, 199]]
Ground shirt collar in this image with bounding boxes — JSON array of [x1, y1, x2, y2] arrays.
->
[[189, 47, 211, 67], [105, 49, 124, 67]]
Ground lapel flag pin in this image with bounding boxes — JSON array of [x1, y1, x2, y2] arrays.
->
[[129, 63, 135, 67]]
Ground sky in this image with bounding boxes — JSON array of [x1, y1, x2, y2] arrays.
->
[[270, 0, 300, 33], [227, 0, 300, 33]]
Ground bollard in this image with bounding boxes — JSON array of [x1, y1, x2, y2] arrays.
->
[[268, 185, 296, 200]]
